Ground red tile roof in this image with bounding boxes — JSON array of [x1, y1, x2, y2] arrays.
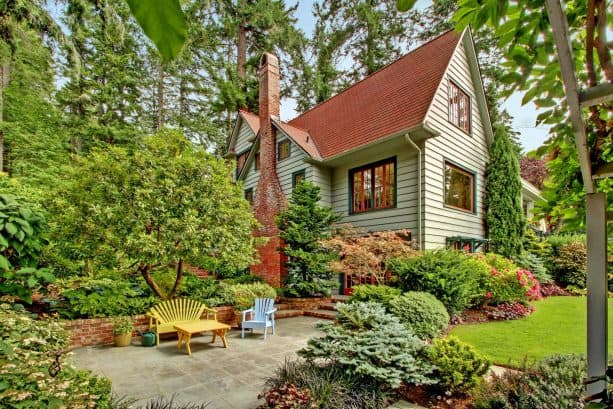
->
[[239, 109, 260, 135], [274, 120, 322, 159], [289, 30, 460, 159]]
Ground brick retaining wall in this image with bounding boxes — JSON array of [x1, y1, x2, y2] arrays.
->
[[67, 306, 237, 348], [278, 297, 329, 310]]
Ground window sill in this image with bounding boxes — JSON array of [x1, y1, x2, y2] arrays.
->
[[349, 205, 397, 216]]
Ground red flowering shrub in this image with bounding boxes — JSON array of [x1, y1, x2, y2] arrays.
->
[[258, 383, 313, 409], [486, 302, 535, 321], [517, 269, 541, 301], [540, 283, 568, 297]]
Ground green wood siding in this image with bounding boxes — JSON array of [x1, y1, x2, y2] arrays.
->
[[422, 35, 489, 249], [330, 137, 420, 234]]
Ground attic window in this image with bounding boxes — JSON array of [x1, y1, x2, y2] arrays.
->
[[277, 140, 290, 161], [254, 152, 260, 171], [448, 81, 471, 133], [244, 188, 253, 205]]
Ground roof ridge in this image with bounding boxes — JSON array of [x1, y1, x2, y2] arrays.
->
[[288, 29, 456, 124]]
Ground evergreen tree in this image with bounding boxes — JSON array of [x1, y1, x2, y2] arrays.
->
[[276, 181, 341, 297], [485, 123, 525, 257], [59, 0, 147, 151]]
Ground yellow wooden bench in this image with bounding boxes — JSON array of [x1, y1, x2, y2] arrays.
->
[[146, 298, 218, 345]]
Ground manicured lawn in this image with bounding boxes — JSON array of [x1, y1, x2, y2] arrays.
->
[[450, 296, 613, 366]]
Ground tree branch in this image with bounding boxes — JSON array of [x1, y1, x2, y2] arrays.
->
[[169, 259, 183, 299], [594, 0, 613, 81], [586, 0, 597, 87], [138, 263, 165, 299]]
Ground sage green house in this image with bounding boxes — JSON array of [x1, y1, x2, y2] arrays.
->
[[227, 28, 493, 250]]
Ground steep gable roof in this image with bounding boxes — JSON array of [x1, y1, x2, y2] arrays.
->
[[289, 30, 460, 159], [239, 109, 260, 135]]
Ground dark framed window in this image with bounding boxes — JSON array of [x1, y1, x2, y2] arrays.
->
[[444, 162, 474, 213], [448, 81, 471, 133], [254, 152, 260, 171], [350, 157, 396, 214], [292, 170, 306, 189], [236, 150, 249, 177], [244, 188, 253, 205], [277, 140, 290, 161]]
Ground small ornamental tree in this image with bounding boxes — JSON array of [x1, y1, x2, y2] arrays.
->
[[51, 131, 258, 298], [276, 180, 341, 297], [485, 124, 525, 258]]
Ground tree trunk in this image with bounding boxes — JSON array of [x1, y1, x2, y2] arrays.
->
[[0, 63, 9, 172], [139, 263, 166, 299], [169, 259, 183, 299], [156, 62, 165, 131], [237, 22, 247, 85], [179, 70, 187, 128]]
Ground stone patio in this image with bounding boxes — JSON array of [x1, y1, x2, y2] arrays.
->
[[72, 316, 324, 408]]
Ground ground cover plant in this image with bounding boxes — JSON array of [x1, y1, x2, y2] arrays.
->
[[0, 303, 112, 408], [450, 296, 613, 365]]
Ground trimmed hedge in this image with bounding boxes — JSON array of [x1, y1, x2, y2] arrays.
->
[[388, 292, 449, 340]]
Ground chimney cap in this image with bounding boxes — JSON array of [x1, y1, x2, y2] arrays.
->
[[259, 52, 279, 69]]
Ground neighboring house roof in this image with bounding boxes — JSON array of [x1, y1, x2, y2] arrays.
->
[[289, 30, 460, 159], [521, 178, 545, 202]]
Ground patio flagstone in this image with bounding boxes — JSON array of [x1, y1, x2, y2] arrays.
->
[[72, 316, 324, 408]]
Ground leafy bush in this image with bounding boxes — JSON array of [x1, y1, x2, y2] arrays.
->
[[392, 250, 488, 316], [178, 275, 225, 305], [473, 354, 586, 409], [475, 253, 541, 305], [299, 302, 434, 388], [221, 282, 277, 311], [0, 194, 55, 303], [552, 242, 587, 288], [262, 358, 387, 409], [258, 383, 312, 409], [427, 336, 490, 394], [485, 302, 535, 321], [56, 277, 156, 319], [388, 292, 449, 340], [0, 303, 112, 408], [348, 284, 401, 307]]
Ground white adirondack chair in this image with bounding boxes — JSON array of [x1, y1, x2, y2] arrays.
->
[[241, 298, 277, 340]]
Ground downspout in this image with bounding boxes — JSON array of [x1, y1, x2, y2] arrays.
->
[[404, 134, 423, 250], [405, 122, 440, 250]]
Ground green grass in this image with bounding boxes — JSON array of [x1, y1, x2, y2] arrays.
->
[[449, 296, 613, 366]]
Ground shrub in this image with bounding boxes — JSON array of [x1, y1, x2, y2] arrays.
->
[[298, 302, 434, 388], [392, 250, 488, 316], [112, 316, 134, 336], [475, 253, 541, 305], [178, 275, 224, 305], [263, 358, 387, 409], [427, 336, 490, 394], [473, 354, 586, 409], [388, 292, 449, 340], [221, 282, 277, 311], [0, 303, 112, 408], [512, 251, 551, 284], [348, 284, 401, 307], [258, 383, 312, 409], [485, 302, 535, 320], [540, 282, 568, 297], [552, 242, 587, 288], [56, 277, 156, 319]]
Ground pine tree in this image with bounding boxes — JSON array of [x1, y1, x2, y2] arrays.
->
[[276, 181, 341, 297], [485, 123, 525, 257]]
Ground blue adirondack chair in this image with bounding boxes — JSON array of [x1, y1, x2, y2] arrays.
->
[[241, 298, 277, 340]]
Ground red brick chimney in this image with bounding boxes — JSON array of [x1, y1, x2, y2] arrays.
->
[[251, 52, 287, 287]]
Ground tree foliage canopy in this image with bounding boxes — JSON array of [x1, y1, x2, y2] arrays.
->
[[50, 131, 258, 297]]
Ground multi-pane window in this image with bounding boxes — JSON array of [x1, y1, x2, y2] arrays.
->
[[254, 152, 260, 171], [277, 140, 290, 160], [448, 81, 470, 133], [292, 170, 306, 189], [236, 151, 249, 176], [244, 188, 253, 205], [350, 158, 395, 213], [444, 162, 474, 212]]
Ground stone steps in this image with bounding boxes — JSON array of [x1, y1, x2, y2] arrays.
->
[[303, 309, 337, 320], [318, 302, 337, 311], [331, 294, 350, 303]]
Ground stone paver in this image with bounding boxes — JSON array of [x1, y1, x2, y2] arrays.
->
[[72, 316, 324, 409]]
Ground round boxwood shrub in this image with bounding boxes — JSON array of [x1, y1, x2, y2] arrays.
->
[[348, 284, 401, 308], [389, 291, 449, 339]]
